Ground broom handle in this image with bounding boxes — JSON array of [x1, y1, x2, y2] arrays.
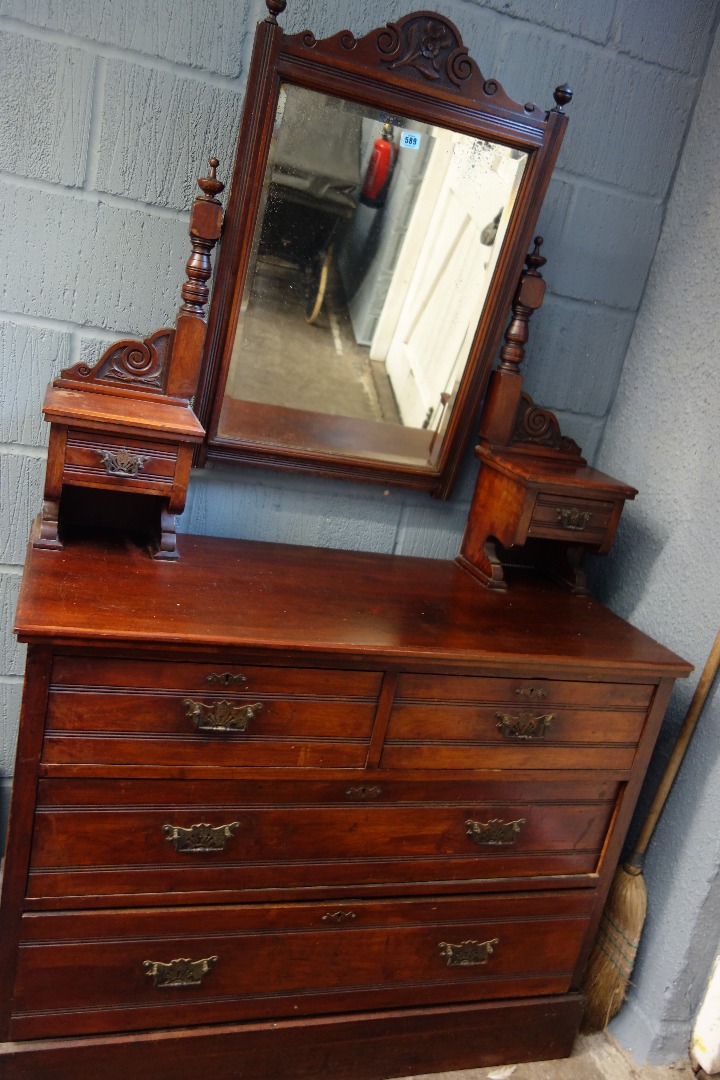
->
[[630, 629, 720, 865]]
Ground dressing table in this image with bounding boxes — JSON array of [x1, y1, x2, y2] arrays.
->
[[0, 4, 691, 1079]]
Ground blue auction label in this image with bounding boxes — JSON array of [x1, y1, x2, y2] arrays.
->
[[400, 131, 422, 150]]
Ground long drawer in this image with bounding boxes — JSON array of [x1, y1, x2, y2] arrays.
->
[[43, 658, 382, 768], [27, 777, 619, 906], [11, 891, 595, 1040], [381, 673, 653, 770]]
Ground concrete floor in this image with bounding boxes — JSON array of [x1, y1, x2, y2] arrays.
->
[[226, 257, 401, 425], [389, 1033, 697, 1080]]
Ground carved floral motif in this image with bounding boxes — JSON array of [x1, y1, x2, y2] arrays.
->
[[379, 15, 473, 87]]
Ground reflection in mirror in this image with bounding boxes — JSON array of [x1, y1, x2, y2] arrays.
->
[[218, 84, 527, 466]]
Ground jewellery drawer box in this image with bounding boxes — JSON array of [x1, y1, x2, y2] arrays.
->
[[63, 431, 180, 496], [528, 494, 615, 544], [11, 891, 596, 1041]]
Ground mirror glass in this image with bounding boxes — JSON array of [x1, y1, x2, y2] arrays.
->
[[217, 83, 527, 467]]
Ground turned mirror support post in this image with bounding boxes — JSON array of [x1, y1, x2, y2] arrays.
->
[[478, 237, 547, 449], [34, 160, 224, 556], [166, 159, 225, 402]]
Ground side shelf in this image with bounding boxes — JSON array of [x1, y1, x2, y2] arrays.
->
[[35, 161, 224, 559]]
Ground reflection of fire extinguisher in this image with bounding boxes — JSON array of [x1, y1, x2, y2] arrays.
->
[[359, 122, 397, 209]]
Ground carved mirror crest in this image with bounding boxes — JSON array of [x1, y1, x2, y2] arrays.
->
[[195, 3, 570, 496]]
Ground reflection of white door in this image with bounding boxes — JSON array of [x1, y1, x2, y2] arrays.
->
[[373, 131, 523, 430]]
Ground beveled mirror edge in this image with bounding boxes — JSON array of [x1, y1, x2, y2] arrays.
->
[[194, 6, 570, 498]]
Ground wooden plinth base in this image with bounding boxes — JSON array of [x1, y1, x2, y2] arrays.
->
[[0, 995, 583, 1080]]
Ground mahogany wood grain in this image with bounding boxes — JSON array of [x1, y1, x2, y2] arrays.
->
[[395, 672, 654, 709], [42, 387, 205, 440], [0, 647, 53, 1038], [15, 532, 691, 680], [50, 656, 382, 695], [216, 396, 439, 474], [459, 446, 638, 590], [12, 891, 594, 1039], [0, 994, 585, 1080], [26, 776, 617, 905], [1, 531, 691, 1076], [472, 450, 639, 494]]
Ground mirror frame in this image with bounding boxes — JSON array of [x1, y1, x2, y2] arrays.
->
[[195, 3, 570, 497]]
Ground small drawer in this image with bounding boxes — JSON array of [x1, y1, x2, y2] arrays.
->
[[43, 659, 382, 769], [27, 776, 619, 905], [395, 674, 653, 711], [50, 656, 381, 699], [12, 891, 595, 1039], [528, 494, 615, 544], [382, 673, 649, 771], [63, 429, 178, 494], [381, 705, 643, 770]]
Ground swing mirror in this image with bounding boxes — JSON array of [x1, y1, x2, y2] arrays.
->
[[195, 6, 570, 496]]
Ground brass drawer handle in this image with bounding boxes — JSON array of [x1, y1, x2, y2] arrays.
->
[[466, 817, 525, 846], [184, 698, 263, 732], [144, 956, 218, 988], [496, 711, 554, 740], [206, 672, 247, 686], [164, 822, 240, 853], [515, 686, 547, 700], [556, 507, 592, 531], [438, 938, 499, 967], [345, 785, 383, 801], [98, 449, 148, 476], [321, 911, 357, 923]]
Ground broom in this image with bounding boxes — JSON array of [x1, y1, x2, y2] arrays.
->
[[581, 628, 720, 1032]]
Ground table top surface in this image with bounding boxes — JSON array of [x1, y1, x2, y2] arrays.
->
[[15, 526, 691, 678]]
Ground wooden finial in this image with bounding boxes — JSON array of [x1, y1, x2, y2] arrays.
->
[[265, 0, 287, 23], [525, 236, 547, 274], [552, 83, 573, 113], [197, 156, 224, 203]]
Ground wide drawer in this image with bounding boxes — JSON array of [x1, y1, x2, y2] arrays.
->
[[381, 673, 651, 771], [43, 659, 382, 769], [11, 891, 595, 1039], [27, 777, 619, 905]]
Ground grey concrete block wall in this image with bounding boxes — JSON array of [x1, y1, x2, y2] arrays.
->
[[0, 0, 719, 1063], [591, 19, 720, 1062]]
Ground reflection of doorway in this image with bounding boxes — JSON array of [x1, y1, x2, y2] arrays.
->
[[370, 133, 526, 431]]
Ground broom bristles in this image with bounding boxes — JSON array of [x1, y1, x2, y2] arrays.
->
[[581, 863, 648, 1033]]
